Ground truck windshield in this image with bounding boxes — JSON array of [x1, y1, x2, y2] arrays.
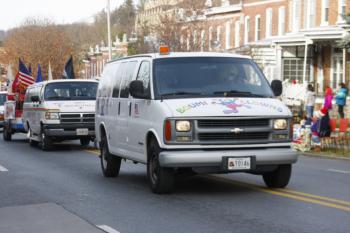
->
[[0, 94, 6, 105], [44, 82, 98, 101], [153, 57, 274, 99]]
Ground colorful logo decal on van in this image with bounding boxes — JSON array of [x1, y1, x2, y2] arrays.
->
[[211, 99, 250, 114], [175, 98, 284, 114]]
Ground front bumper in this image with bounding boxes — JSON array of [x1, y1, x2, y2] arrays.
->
[[159, 147, 298, 168], [43, 123, 95, 138]]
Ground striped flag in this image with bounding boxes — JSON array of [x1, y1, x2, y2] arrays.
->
[[18, 59, 35, 89]]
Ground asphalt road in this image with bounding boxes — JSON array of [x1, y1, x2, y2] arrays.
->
[[0, 133, 349, 233]]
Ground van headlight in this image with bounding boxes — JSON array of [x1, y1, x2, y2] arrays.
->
[[45, 112, 60, 120], [175, 120, 191, 132], [274, 119, 287, 130]]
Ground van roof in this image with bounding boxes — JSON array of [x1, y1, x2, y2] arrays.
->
[[28, 79, 98, 88], [107, 52, 251, 64]]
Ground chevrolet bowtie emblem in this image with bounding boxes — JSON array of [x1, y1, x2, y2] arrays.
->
[[230, 128, 244, 134]]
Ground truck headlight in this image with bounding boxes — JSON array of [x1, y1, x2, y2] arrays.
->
[[45, 112, 60, 120], [175, 120, 191, 132], [274, 119, 287, 130]]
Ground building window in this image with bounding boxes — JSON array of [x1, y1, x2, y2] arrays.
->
[[338, 0, 347, 23], [255, 15, 261, 41], [193, 30, 198, 49], [322, 0, 329, 25], [283, 59, 311, 83], [266, 8, 273, 37], [209, 27, 213, 51], [278, 7, 286, 35], [235, 21, 240, 48], [331, 55, 344, 89], [306, 0, 316, 28], [225, 21, 231, 49], [201, 30, 206, 52], [292, 0, 301, 32], [244, 16, 250, 44], [217, 26, 222, 48]]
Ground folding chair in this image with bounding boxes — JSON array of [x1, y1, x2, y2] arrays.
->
[[335, 118, 349, 153]]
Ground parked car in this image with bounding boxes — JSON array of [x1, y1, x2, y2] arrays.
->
[[95, 49, 298, 194], [23, 79, 98, 150], [0, 91, 6, 128]]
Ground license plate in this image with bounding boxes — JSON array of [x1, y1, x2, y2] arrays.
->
[[227, 157, 251, 171], [76, 128, 88, 136]]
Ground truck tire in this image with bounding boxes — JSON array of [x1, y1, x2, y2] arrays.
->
[[263, 164, 292, 188], [28, 128, 38, 147], [80, 138, 90, 147], [100, 136, 121, 177], [3, 125, 12, 141], [40, 129, 52, 151], [147, 138, 175, 194]]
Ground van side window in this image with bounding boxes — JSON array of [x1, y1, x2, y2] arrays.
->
[[136, 61, 151, 98], [24, 88, 33, 102], [120, 61, 138, 98], [112, 62, 124, 98]]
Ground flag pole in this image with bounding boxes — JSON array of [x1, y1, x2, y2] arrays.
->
[[107, 0, 112, 61]]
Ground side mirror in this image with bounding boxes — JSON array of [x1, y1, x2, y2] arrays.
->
[[271, 80, 283, 97], [31, 95, 40, 102], [129, 80, 148, 99]]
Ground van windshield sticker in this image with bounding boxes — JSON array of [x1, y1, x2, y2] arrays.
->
[[175, 99, 284, 114]]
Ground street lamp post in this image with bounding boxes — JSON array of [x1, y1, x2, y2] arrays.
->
[[107, 0, 112, 61]]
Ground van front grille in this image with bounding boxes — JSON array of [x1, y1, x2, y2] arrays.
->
[[198, 132, 270, 141], [60, 113, 95, 124], [197, 119, 270, 128]]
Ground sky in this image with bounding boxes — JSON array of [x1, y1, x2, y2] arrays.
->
[[0, 0, 121, 30]]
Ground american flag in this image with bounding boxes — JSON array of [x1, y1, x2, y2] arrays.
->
[[18, 59, 35, 89]]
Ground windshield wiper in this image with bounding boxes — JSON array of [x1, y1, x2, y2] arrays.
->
[[160, 92, 204, 99], [213, 90, 267, 98]]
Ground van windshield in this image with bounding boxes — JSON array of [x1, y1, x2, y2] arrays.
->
[[153, 57, 274, 99], [44, 82, 98, 101], [0, 94, 6, 105]]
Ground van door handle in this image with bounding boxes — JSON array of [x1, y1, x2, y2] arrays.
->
[[118, 102, 121, 115]]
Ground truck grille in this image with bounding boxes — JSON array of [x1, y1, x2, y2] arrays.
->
[[198, 119, 270, 128], [198, 132, 270, 141], [60, 113, 95, 124]]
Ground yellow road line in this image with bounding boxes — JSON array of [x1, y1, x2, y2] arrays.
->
[[84, 149, 100, 156], [276, 188, 350, 207], [208, 176, 350, 213]]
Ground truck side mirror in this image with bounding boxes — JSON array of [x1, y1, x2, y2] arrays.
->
[[31, 95, 40, 102], [129, 80, 148, 99], [271, 80, 283, 97]]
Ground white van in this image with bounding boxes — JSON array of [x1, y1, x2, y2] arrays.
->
[[23, 79, 98, 150], [95, 51, 298, 194], [0, 91, 6, 127]]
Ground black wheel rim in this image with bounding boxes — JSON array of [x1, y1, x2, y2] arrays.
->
[[150, 149, 159, 184]]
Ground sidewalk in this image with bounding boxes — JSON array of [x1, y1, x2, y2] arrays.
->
[[0, 203, 105, 233], [302, 150, 350, 160]]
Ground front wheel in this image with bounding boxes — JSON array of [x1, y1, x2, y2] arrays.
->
[[40, 129, 52, 151], [262, 164, 292, 188], [147, 138, 175, 194], [100, 136, 121, 177], [3, 125, 12, 141]]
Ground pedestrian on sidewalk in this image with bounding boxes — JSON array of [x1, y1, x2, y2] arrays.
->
[[335, 82, 348, 119], [305, 84, 316, 125], [323, 87, 333, 111], [310, 108, 331, 151]]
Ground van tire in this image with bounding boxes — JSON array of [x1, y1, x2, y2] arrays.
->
[[147, 138, 175, 194], [28, 128, 38, 147], [262, 164, 292, 188], [40, 129, 52, 151], [3, 125, 12, 141], [80, 138, 90, 147], [100, 136, 121, 177]]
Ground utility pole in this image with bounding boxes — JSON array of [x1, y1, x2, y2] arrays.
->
[[107, 0, 112, 61]]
